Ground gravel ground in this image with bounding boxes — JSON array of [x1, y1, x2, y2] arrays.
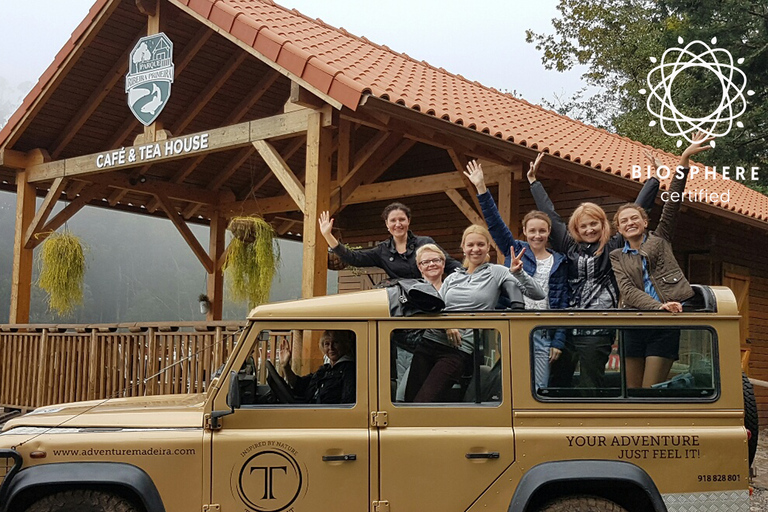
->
[[751, 428, 768, 511]]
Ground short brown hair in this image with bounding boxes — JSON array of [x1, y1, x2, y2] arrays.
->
[[613, 203, 649, 229], [522, 210, 551, 231], [381, 202, 411, 221]]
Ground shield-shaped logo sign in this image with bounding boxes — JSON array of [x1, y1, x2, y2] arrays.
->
[[125, 33, 175, 126]]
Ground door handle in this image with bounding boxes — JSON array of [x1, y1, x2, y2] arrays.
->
[[322, 454, 357, 462], [465, 452, 500, 459]]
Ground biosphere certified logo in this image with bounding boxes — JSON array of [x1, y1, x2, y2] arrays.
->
[[125, 33, 175, 126], [640, 37, 754, 148]]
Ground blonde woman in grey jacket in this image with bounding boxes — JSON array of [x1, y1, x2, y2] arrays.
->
[[405, 224, 544, 402]]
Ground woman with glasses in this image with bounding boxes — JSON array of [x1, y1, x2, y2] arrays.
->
[[405, 225, 545, 402]]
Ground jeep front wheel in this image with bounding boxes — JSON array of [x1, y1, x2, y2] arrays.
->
[[25, 489, 138, 512], [539, 495, 628, 512]]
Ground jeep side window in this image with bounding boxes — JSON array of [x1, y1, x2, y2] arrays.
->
[[534, 327, 717, 400], [391, 328, 502, 405], [236, 329, 357, 407]]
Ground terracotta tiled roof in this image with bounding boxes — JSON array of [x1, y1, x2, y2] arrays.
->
[[180, 0, 768, 223], [3, 0, 766, 224]]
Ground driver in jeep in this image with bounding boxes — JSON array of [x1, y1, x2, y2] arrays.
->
[[277, 330, 356, 404]]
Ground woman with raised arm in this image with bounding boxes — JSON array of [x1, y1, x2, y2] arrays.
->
[[405, 224, 545, 402], [465, 158, 568, 390], [527, 152, 660, 388], [610, 131, 712, 388], [318, 203, 461, 280]]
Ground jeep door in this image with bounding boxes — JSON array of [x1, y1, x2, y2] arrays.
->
[[209, 323, 370, 512], [376, 320, 515, 511]]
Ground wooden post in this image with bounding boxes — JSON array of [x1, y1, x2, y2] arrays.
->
[[207, 212, 226, 321], [497, 169, 520, 263], [36, 330, 49, 407], [10, 170, 36, 323], [87, 330, 99, 400], [301, 111, 332, 371], [141, 0, 163, 142], [301, 110, 331, 299]]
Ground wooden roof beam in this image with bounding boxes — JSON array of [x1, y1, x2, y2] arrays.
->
[[27, 108, 328, 183], [337, 133, 404, 208], [49, 30, 143, 160], [253, 140, 306, 214], [338, 130, 390, 189], [154, 192, 213, 273], [236, 135, 305, 201], [0, 149, 31, 169], [85, 173, 228, 206], [448, 148, 483, 217], [29, 186, 107, 249], [180, 146, 257, 219], [445, 188, 501, 256], [172, 52, 248, 135], [23, 177, 68, 249]]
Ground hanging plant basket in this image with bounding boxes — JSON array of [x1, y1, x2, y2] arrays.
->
[[37, 230, 87, 316], [223, 216, 280, 307], [228, 217, 259, 244]]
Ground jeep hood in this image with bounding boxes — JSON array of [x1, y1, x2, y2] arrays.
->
[[1, 394, 207, 431]]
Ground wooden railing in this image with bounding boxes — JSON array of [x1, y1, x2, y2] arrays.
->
[[0, 321, 247, 411]]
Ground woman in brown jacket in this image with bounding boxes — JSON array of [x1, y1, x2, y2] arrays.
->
[[610, 131, 713, 387]]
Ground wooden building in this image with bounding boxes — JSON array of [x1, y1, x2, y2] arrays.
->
[[1, 0, 767, 421]]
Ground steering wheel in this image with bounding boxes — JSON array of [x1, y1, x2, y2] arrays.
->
[[266, 360, 296, 404]]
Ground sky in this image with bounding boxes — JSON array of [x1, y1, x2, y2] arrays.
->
[[1, 0, 587, 107]]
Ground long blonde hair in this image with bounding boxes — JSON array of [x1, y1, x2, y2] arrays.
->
[[460, 224, 492, 267], [567, 202, 612, 255]]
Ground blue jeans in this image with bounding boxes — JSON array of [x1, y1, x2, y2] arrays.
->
[[533, 330, 551, 390]]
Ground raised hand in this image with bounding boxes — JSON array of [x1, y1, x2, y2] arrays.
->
[[464, 160, 487, 194], [642, 149, 663, 169], [510, 246, 526, 273], [278, 338, 292, 370], [318, 211, 334, 237], [318, 211, 340, 248], [527, 153, 544, 184], [680, 131, 715, 167]]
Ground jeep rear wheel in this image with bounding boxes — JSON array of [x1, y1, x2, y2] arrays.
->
[[743, 372, 759, 466], [26, 489, 138, 512], [539, 495, 628, 512]]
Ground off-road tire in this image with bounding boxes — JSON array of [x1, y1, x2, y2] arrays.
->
[[743, 372, 759, 466], [25, 489, 139, 512], [539, 495, 628, 512]]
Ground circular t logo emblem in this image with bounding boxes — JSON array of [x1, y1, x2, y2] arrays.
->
[[237, 449, 303, 512]]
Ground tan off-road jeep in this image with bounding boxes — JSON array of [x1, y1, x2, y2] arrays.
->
[[0, 284, 757, 512]]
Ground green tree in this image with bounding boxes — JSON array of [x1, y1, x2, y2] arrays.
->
[[527, 0, 768, 193]]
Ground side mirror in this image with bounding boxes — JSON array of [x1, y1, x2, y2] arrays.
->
[[210, 371, 240, 429], [227, 370, 241, 409]]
